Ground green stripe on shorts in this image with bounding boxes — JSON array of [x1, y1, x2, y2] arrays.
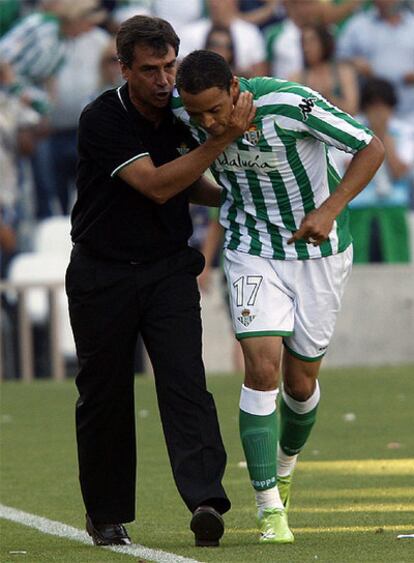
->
[[237, 330, 293, 340], [284, 342, 325, 362]]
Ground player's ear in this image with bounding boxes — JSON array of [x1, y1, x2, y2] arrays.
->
[[230, 77, 239, 103]]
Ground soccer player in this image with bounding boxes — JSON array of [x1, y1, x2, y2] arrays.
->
[[173, 50, 384, 544]]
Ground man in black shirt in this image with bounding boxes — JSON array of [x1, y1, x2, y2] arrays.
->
[[66, 15, 254, 548]]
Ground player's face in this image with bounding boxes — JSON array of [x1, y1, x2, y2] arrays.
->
[[121, 43, 177, 111], [181, 79, 239, 136]]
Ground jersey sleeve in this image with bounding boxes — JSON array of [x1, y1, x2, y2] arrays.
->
[[78, 99, 150, 178], [256, 81, 373, 154]]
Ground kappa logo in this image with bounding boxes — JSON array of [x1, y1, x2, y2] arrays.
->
[[237, 308, 256, 327], [299, 97, 316, 121]]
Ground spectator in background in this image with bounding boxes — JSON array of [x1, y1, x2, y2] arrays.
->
[[205, 25, 236, 68], [179, 0, 267, 77], [0, 62, 41, 276], [0, 0, 109, 219], [266, 0, 320, 79], [266, 0, 362, 79], [107, 0, 152, 34], [0, 60, 41, 379], [152, 0, 206, 36], [97, 38, 124, 94], [290, 24, 359, 115], [347, 78, 414, 263], [0, 0, 107, 112], [337, 0, 414, 125], [238, 0, 283, 31], [46, 8, 110, 215], [316, 0, 365, 28]]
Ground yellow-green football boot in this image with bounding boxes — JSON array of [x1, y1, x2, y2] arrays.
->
[[277, 474, 293, 512], [257, 508, 294, 544]]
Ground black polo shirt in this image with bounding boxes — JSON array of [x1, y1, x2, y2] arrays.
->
[[71, 83, 196, 262]]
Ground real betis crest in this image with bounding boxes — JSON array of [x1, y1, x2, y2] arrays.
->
[[243, 124, 261, 145], [177, 142, 190, 155], [237, 308, 256, 327]]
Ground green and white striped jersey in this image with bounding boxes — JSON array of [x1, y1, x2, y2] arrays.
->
[[171, 77, 374, 260]]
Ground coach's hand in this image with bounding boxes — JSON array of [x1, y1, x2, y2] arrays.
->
[[287, 207, 336, 246]]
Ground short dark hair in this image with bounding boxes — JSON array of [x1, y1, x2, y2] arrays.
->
[[360, 77, 398, 110], [176, 50, 233, 94], [116, 15, 179, 68]]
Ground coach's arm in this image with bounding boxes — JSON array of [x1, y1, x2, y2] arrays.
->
[[118, 92, 254, 205]]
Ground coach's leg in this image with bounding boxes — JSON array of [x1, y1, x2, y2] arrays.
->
[[141, 255, 230, 516], [67, 255, 139, 524]]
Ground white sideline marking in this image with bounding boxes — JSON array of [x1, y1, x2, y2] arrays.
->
[[0, 504, 201, 563]]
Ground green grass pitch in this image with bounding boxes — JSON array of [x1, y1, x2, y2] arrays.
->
[[1, 365, 414, 562]]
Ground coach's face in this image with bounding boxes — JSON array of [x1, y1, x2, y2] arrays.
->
[[121, 43, 176, 114], [181, 78, 239, 136]]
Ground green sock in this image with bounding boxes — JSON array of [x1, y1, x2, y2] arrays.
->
[[239, 409, 278, 491], [279, 397, 318, 456]]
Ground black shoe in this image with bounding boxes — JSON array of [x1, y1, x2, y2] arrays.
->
[[86, 514, 132, 546], [190, 505, 224, 547]]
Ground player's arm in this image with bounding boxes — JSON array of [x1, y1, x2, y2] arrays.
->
[[188, 176, 222, 207], [118, 92, 255, 204], [288, 136, 384, 245], [280, 84, 384, 246]]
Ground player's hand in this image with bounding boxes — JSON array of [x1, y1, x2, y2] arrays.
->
[[224, 92, 256, 141], [287, 208, 335, 246]]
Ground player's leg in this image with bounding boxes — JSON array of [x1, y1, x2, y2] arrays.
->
[[240, 336, 294, 543], [240, 335, 282, 500], [278, 245, 353, 509], [278, 352, 322, 509], [223, 249, 295, 543]]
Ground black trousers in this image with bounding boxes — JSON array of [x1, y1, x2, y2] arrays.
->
[[66, 245, 230, 523]]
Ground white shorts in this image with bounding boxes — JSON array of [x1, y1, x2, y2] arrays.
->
[[223, 245, 353, 361]]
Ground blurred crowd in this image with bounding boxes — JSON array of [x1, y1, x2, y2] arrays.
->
[[1, 0, 414, 276]]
